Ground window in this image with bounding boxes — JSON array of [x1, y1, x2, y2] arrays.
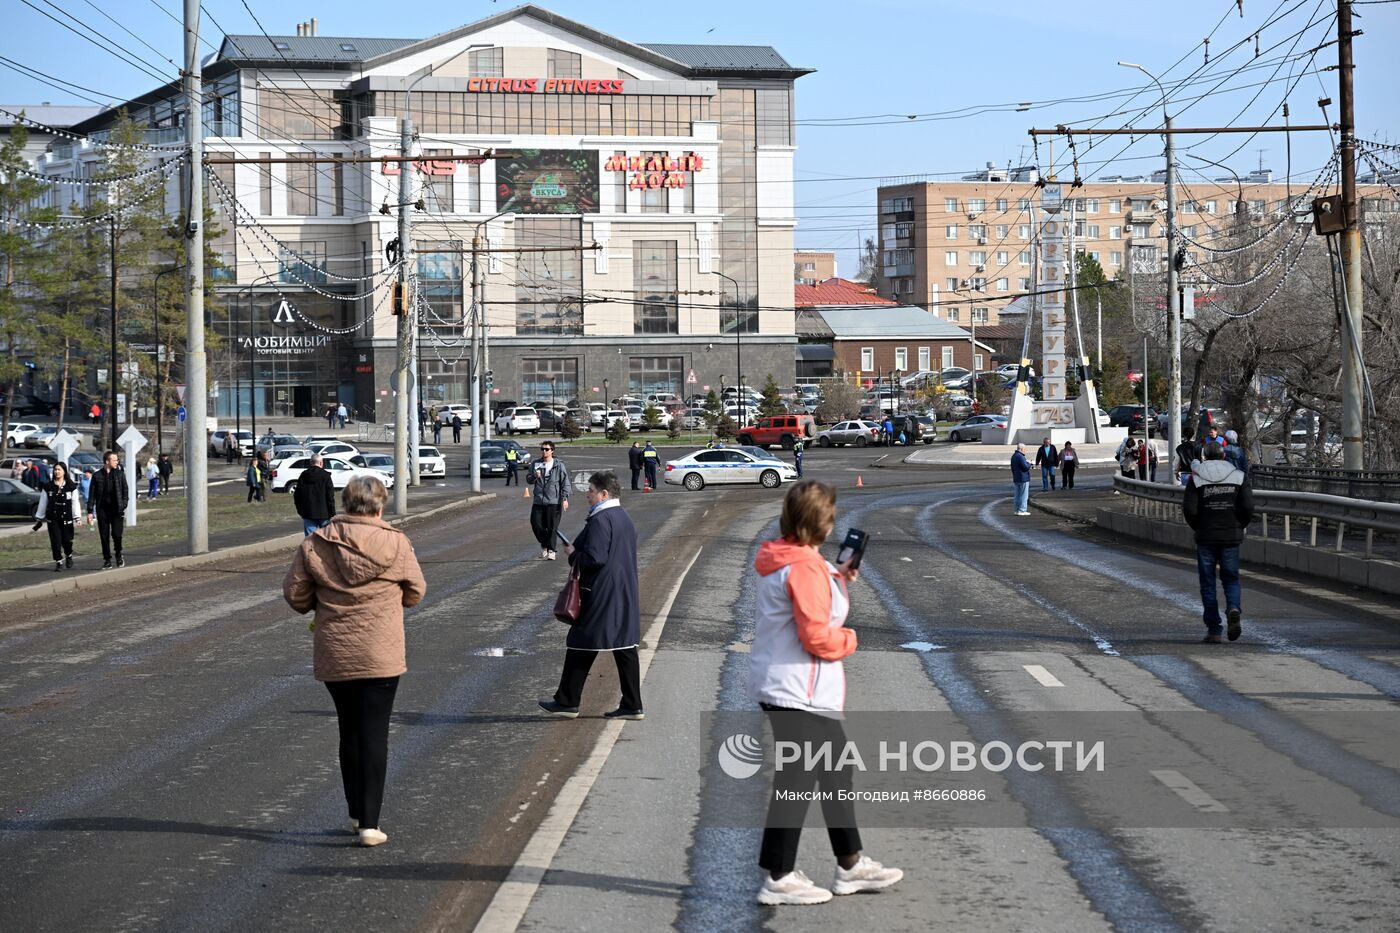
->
[[1204, 200, 1218, 214], [332, 156, 345, 215], [420, 148, 453, 213], [1110, 199, 1121, 213], [945, 224, 958, 240], [802, 262, 816, 271], [860, 347, 874, 371], [996, 251, 1008, 266], [1074, 220, 1085, 237], [517, 219, 583, 334], [640, 150, 667, 213], [942, 347, 955, 368], [1111, 251, 1123, 266], [968, 276, 986, 291], [1132, 223, 1152, 238], [944, 197, 958, 212], [756, 88, 791, 145], [973, 353, 985, 368], [547, 48, 581, 79], [969, 251, 986, 266], [260, 87, 341, 139], [1181, 201, 1196, 213], [946, 308, 960, 322], [918, 347, 930, 370], [634, 240, 678, 334], [945, 250, 958, 266], [1018, 224, 1031, 239], [884, 249, 914, 266], [967, 198, 986, 213], [1110, 225, 1122, 239], [995, 224, 1009, 238], [969, 224, 987, 239], [1017, 198, 1031, 210], [972, 308, 988, 324], [1249, 199, 1266, 215], [629, 357, 683, 398], [1074, 198, 1085, 212], [279, 241, 326, 285], [1087, 224, 1100, 238], [469, 47, 503, 77], [996, 278, 1008, 292], [1019, 276, 1031, 289], [995, 198, 1008, 211], [946, 277, 959, 291], [1088, 250, 1100, 262], [258, 152, 272, 214], [522, 358, 578, 405], [895, 348, 908, 370], [416, 240, 462, 332], [287, 153, 316, 216], [1018, 250, 1030, 265], [882, 196, 913, 214], [1086, 198, 1099, 213]]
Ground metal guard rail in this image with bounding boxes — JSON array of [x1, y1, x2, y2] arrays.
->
[[1250, 465, 1400, 504], [1112, 474, 1400, 560]]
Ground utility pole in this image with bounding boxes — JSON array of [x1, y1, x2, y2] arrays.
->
[[468, 235, 482, 493], [183, 0, 208, 553], [109, 214, 118, 452], [1164, 109, 1181, 464], [392, 110, 413, 515], [1338, 0, 1364, 470]]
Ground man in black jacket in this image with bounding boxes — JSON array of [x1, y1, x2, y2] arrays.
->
[[293, 453, 336, 536], [627, 441, 643, 491], [87, 450, 129, 569], [1033, 438, 1060, 491], [1183, 443, 1254, 643]]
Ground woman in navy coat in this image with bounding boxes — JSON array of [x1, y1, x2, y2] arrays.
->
[[538, 470, 644, 720]]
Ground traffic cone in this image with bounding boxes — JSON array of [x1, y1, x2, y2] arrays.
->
[[523, 487, 531, 498], [856, 475, 864, 487], [644, 484, 652, 493]]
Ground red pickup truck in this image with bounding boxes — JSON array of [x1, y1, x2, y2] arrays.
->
[[736, 414, 816, 450]]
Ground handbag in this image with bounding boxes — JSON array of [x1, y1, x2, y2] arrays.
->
[[553, 566, 582, 625]]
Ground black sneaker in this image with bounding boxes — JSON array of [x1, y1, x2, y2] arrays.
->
[[603, 708, 645, 721], [55, 561, 62, 573], [65, 555, 73, 569], [102, 560, 112, 570], [115, 556, 125, 568], [1226, 609, 1242, 641], [538, 699, 580, 719]]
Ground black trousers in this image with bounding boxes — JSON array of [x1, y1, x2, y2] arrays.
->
[[95, 509, 123, 561], [630, 466, 641, 491], [505, 464, 519, 486], [554, 647, 641, 711], [530, 503, 563, 550], [47, 521, 74, 561], [452, 427, 461, 443], [1061, 463, 1076, 489], [325, 676, 400, 830], [644, 464, 657, 489], [758, 704, 863, 875]]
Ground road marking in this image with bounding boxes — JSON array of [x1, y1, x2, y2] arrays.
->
[[470, 546, 703, 933], [1150, 769, 1228, 812], [1023, 664, 1064, 687]]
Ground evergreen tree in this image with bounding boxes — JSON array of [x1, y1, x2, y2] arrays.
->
[[559, 413, 583, 442], [606, 416, 630, 444], [759, 373, 784, 416], [642, 402, 663, 431], [0, 120, 49, 456], [714, 414, 736, 441]]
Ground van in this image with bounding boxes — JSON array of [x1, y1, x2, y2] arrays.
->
[[736, 413, 817, 450]]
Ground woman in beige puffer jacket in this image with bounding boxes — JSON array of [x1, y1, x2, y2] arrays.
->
[[283, 475, 426, 847]]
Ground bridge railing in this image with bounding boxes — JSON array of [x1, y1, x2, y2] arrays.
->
[[1112, 474, 1400, 561], [1249, 465, 1400, 504]]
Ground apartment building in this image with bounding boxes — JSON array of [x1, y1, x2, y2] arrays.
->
[[794, 250, 836, 285], [33, 5, 810, 420], [876, 164, 1397, 325]]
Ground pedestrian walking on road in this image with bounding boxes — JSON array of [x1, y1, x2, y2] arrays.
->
[[325, 406, 336, 430], [283, 475, 426, 848], [1120, 438, 1139, 478], [79, 467, 93, 513], [87, 450, 127, 569], [539, 470, 643, 720], [1034, 437, 1060, 490], [627, 441, 643, 491], [145, 457, 160, 499], [294, 454, 337, 536], [20, 459, 41, 490], [224, 431, 238, 464], [1223, 430, 1249, 474], [32, 462, 82, 572], [451, 413, 462, 445], [1183, 443, 1254, 644], [432, 415, 443, 446], [337, 403, 348, 429], [793, 437, 804, 478], [89, 402, 101, 425], [504, 446, 520, 486], [749, 479, 903, 906], [1175, 428, 1199, 486], [246, 454, 269, 503], [1060, 441, 1077, 489], [642, 441, 659, 490], [528, 442, 571, 560], [1010, 443, 1031, 515], [158, 454, 173, 495]]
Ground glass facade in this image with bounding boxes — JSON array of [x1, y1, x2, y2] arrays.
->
[[367, 91, 709, 137], [260, 87, 342, 139], [416, 241, 463, 336], [516, 219, 584, 335], [522, 358, 578, 407], [629, 356, 683, 398], [634, 241, 678, 334], [279, 241, 327, 285], [717, 88, 759, 334]]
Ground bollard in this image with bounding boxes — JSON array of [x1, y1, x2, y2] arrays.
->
[[1336, 523, 1346, 553], [1310, 516, 1318, 547], [1365, 528, 1374, 559], [1283, 514, 1290, 543]]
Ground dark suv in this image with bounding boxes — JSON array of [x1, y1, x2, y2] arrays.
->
[[1107, 405, 1158, 435]]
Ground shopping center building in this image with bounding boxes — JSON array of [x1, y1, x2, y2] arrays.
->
[[37, 4, 810, 419]]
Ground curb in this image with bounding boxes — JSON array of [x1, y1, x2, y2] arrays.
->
[[0, 492, 497, 609], [1028, 496, 1103, 524]]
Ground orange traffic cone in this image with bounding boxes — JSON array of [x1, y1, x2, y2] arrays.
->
[[856, 475, 864, 487], [644, 484, 652, 493], [523, 487, 531, 498]]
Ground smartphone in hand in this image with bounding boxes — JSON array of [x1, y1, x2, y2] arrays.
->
[[836, 528, 869, 569]]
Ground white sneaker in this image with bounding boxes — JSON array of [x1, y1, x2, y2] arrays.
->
[[1015, 510, 1031, 516], [547, 550, 557, 560], [539, 549, 549, 560], [358, 828, 388, 847], [831, 855, 903, 895], [757, 869, 833, 906]]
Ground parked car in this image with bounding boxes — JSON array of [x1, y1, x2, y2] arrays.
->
[[436, 403, 473, 426], [268, 446, 314, 471], [646, 392, 682, 407], [308, 440, 361, 460], [256, 432, 299, 454], [208, 429, 254, 458], [995, 363, 1021, 379], [623, 405, 645, 429], [1106, 405, 1158, 435], [482, 439, 532, 466], [0, 395, 57, 417], [816, 420, 882, 448], [736, 413, 817, 450], [478, 445, 510, 477], [1156, 405, 1223, 437], [351, 453, 396, 476], [4, 422, 41, 446], [534, 407, 572, 433], [0, 476, 41, 517], [271, 455, 389, 494], [946, 414, 1010, 442], [23, 426, 66, 449], [937, 394, 974, 420], [494, 406, 540, 435], [302, 434, 342, 446], [68, 450, 102, 471], [914, 415, 938, 444], [1094, 407, 1112, 428], [586, 402, 609, 427], [664, 447, 798, 491]]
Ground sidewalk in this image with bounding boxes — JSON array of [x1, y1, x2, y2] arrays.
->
[[906, 440, 1166, 470]]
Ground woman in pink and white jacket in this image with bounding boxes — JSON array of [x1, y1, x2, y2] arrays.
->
[[747, 480, 904, 907]]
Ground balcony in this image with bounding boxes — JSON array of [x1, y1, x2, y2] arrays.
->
[[883, 264, 915, 278]]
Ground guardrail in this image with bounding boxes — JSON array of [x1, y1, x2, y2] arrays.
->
[[1113, 474, 1400, 560], [1249, 465, 1400, 504]]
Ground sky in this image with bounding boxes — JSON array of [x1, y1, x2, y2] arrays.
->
[[4, 0, 1397, 277]]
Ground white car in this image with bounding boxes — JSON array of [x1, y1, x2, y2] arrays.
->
[[586, 403, 609, 427], [816, 420, 882, 448], [624, 406, 644, 429], [5, 422, 41, 446], [601, 409, 628, 428], [1095, 407, 1112, 428], [494, 407, 540, 435], [417, 446, 446, 478], [309, 440, 361, 460], [351, 453, 395, 476], [272, 456, 390, 493], [664, 447, 798, 491], [436, 403, 472, 426]]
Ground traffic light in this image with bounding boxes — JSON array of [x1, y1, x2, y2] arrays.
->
[[392, 282, 406, 315]]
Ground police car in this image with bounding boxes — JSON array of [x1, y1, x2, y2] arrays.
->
[[664, 446, 799, 491]]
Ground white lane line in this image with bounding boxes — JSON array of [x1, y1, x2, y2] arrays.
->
[[1023, 664, 1064, 687], [470, 546, 703, 933], [1150, 769, 1229, 812]]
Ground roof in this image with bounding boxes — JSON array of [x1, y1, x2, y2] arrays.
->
[[639, 43, 795, 71], [0, 105, 104, 129], [795, 277, 897, 308], [796, 308, 834, 339], [815, 306, 978, 341], [218, 35, 417, 63]]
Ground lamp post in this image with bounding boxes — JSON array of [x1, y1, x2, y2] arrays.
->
[[152, 265, 181, 455], [710, 270, 745, 426], [1119, 60, 1181, 462], [471, 209, 514, 445], [237, 274, 275, 445]]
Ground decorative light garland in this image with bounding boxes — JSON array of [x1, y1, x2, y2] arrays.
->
[[0, 106, 187, 153], [4, 155, 187, 188], [1186, 218, 1311, 287], [1210, 240, 1314, 319], [230, 220, 390, 301], [1169, 157, 1338, 256], [8, 197, 155, 231]]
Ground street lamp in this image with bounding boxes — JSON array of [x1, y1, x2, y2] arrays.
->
[[1119, 60, 1182, 461], [710, 270, 745, 426], [236, 273, 277, 443], [1182, 152, 1247, 217]]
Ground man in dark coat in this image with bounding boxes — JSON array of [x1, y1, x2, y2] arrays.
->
[[539, 470, 643, 720], [157, 453, 173, 492], [1010, 443, 1031, 515], [1034, 437, 1060, 490], [642, 441, 659, 490], [87, 450, 128, 569], [293, 453, 336, 536], [451, 413, 463, 444], [1183, 443, 1254, 644], [627, 442, 643, 491]]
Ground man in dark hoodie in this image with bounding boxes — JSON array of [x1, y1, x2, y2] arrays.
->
[[1183, 443, 1254, 643]]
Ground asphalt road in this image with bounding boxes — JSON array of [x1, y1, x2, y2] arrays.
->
[[2, 446, 1399, 932]]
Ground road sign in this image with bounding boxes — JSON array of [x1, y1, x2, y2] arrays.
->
[[176, 406, 187, 423], [117, 425, 148, 528], [687, 369, 697, 385], [702, 384, 711, 392], [47, 429, 80, 466], [174, 384, 187, 403]]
